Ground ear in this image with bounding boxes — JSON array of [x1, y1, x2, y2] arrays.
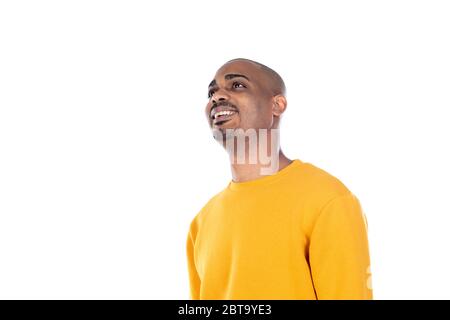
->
[[272, 95, 287, 117]]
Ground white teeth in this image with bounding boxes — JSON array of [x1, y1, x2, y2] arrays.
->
[[213, 110, 235, 119]]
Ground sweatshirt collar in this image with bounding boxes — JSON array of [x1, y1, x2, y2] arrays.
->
[[227, 159, 303, 191]]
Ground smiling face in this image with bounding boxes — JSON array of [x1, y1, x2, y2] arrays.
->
[[205, 60, 286, 134]]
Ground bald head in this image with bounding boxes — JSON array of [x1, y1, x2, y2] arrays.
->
[[206, 58, 288, 133], [225, 58, 286, 96]]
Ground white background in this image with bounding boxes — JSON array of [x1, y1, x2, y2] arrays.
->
[[1, 0, 449, 299]]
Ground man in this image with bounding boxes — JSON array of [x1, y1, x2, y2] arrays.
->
[[186, 58, 373, 300]]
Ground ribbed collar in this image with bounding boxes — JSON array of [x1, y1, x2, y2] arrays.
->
[[227, 159, 303, 191]]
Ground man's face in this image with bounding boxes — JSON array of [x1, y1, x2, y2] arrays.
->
[[205, 61, 275, 133]]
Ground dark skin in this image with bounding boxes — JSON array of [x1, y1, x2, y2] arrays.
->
[[205, 59, 293, 182]]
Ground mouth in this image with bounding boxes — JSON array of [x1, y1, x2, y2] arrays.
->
[[212, 110, 238, 126]]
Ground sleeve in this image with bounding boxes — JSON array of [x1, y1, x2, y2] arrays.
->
[[186, 228, 201, 299], [309, 193, 373, 300]]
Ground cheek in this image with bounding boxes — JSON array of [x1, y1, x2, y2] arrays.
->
[[205, 103, 212, 118], [244, 102, 273, 126]]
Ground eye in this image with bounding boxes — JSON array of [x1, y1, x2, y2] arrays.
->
[[207, 88, 216, 98], [233, 82, 246, 89]]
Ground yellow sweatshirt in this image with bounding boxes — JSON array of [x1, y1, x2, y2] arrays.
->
[[186, 159, 372, 300]]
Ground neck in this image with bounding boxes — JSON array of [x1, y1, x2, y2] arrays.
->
[[230, 149, 292, 183], [223, 128, 292, 182]]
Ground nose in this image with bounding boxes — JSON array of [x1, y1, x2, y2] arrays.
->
[[211, 88, 229, 104]]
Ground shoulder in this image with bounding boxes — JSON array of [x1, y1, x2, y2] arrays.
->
[[187, 188, 225, 239], [294, 160, 352, 199], [293, 161, 362, 232]]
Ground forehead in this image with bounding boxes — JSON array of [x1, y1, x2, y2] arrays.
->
[[213, 60, 262, 81]]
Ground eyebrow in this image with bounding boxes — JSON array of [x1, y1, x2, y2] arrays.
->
[[208, 73, 250, 88]]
